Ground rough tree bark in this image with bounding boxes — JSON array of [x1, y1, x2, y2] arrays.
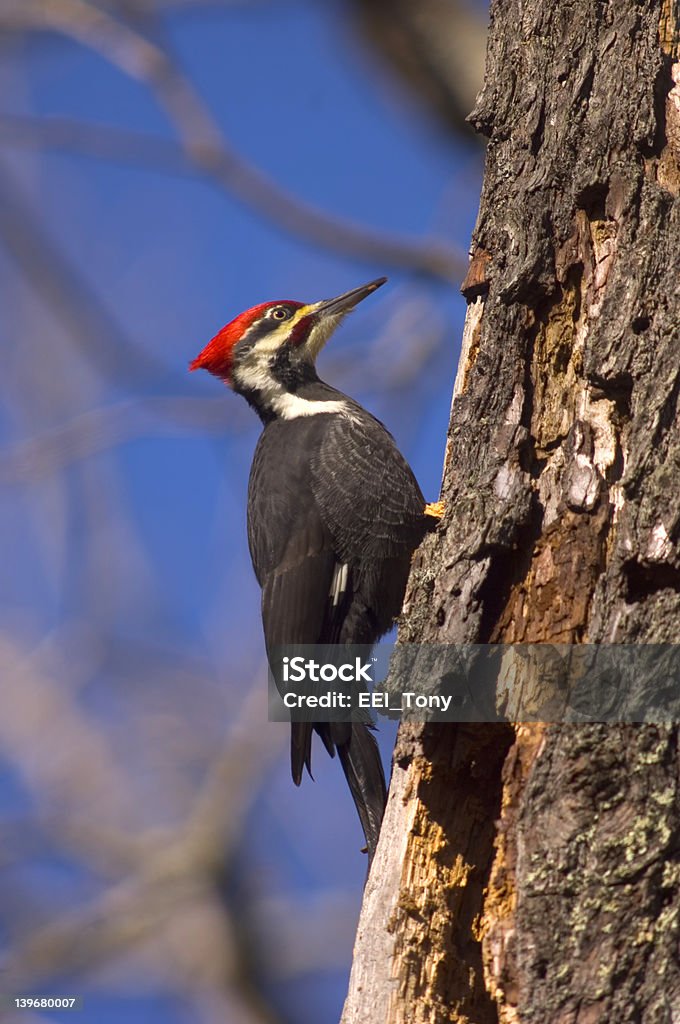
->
[[343, 1, 680, 1022]]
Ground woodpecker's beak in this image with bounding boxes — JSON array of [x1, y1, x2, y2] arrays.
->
[[301, 277, 387, 358], [297, 277, 387, 360], [313, 277, 387, 319]]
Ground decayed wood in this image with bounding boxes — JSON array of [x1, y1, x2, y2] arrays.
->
[[343, 722, 512, 1024], [343, 1, 680, 1021]]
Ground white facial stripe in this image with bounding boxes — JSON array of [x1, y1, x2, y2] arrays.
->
[[243, 305, 344, 361], [242, 305, 315, 358], [234, 356, 349, 420], [232, 303, 352, 418], [247, 324, 300, 355]]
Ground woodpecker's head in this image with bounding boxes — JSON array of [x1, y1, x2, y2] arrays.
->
[[189, 277, 386, 404]]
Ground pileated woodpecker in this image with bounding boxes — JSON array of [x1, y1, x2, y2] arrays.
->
[[190, 277, 437, 862]]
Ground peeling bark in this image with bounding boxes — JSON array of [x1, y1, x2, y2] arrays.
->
[[343, 1, 680, 1021]]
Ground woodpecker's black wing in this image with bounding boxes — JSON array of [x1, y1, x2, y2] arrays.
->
[[257, 514, 352, 784], [306, 407, 427, 860], [247, 417, 354, 651], [247, 407, 425, 862], [310, 404, 427, 641], [247, 414, 361, 774]]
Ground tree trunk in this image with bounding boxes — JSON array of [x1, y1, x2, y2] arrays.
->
[[343, 1, 680, 1021]]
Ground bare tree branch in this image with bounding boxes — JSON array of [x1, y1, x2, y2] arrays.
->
[[0, 397, 249, 483], [0, 1, 465, 281], [0, 161, 179, 386], [0, 639, 287, 1022]]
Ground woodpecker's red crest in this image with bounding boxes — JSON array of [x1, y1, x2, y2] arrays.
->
[[189, 300, 303, 381], [189, 278, 386, 387]]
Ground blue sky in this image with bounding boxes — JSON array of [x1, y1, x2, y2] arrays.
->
[[0, 2, 485, 1021]]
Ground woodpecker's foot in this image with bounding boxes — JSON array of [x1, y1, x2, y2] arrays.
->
[[424, 500, 446, 521]]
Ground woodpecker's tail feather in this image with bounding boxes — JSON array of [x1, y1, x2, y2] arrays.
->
[[290, 720, 387, 863], [291, 722, 313, 785], [336, 722, 387, 865]]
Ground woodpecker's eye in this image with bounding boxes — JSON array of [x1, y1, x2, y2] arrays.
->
[[269, 306, 292, 321]]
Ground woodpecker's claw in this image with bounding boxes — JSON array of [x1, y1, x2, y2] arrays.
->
[[424, 500, 446, 520]]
